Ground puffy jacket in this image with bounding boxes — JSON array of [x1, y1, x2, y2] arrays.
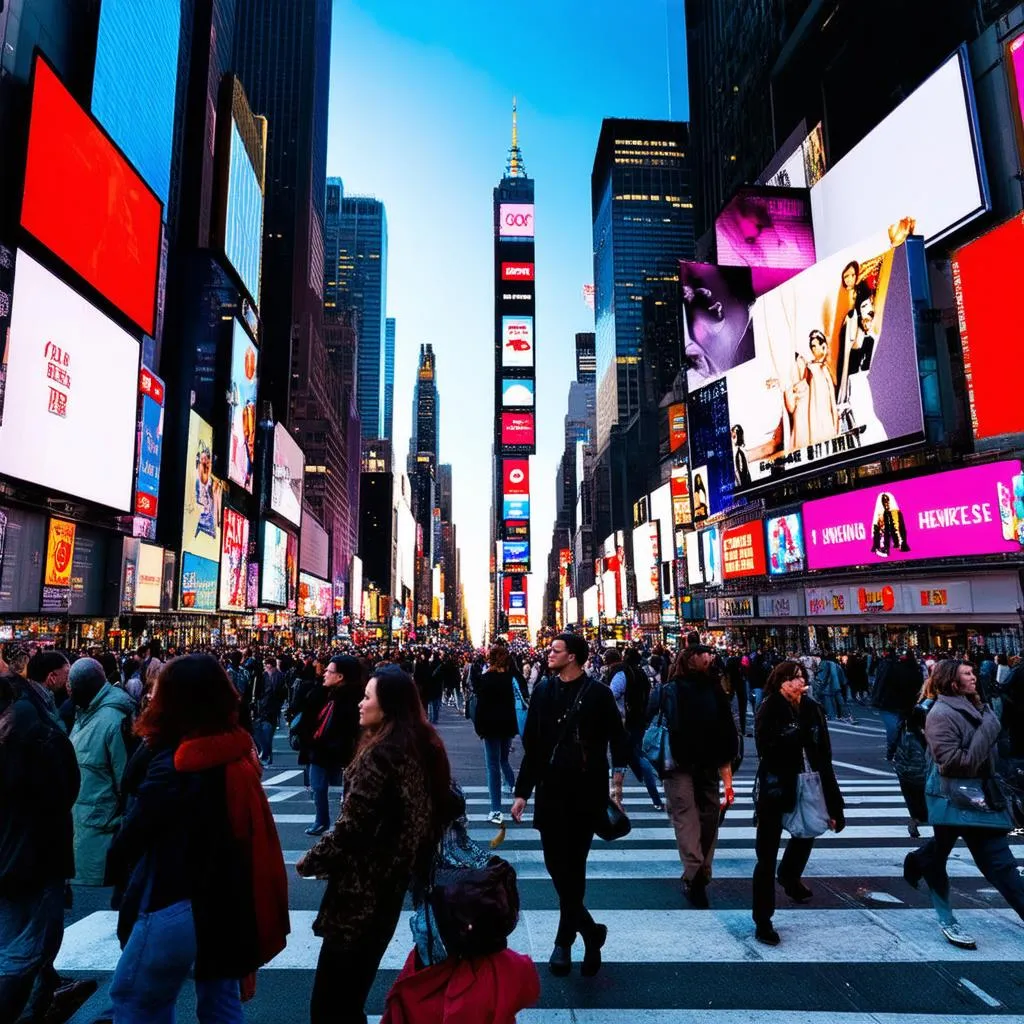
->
[[70, 683, 135, 885], [925, 695, 1000, 778]]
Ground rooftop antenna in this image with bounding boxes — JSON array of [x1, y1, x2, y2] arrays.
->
[[505, 95, 526, 178]]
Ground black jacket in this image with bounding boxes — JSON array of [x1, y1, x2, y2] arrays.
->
[[515, 675, 631, 832], [754, 692, 845, 828], [472, 670, 519, 740], [296, 683, 362, 769], [650, 671, 738, 773], [872, 655, 920, 713], [257, 669, 288, 724]]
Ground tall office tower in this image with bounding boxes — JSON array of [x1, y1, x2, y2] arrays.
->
[[409, 343, 440, 464], [491, 99, 535, 639], [575, 331, 596, 384], [384, 317, 396, 440], [407, 344, 439, 625]]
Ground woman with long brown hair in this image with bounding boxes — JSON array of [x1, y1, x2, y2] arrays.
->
[[297, 663, 457, 1024], [472, 645, 521, 824]]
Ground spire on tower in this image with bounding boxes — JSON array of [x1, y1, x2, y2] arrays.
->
[[505, 95, 526, 178]]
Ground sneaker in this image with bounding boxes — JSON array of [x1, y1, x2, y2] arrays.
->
[[487, 811, 503, 825], [652, 798, 665, 811], [755, 922, 781, 946], [940, 922, 977, 949], [304, 823, 327, 836], [581, 923, 607, 977]]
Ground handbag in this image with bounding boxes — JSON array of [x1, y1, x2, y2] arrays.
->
[[641, 685, 675, 778], [924, 762, 1014, 830], [287, 711, 304, 752], [595, 797, 632, 841], [781, 750, 831, 839], [513, 679, 529, 736]]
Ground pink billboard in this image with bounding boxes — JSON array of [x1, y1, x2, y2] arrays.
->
[[499, 203, 534, 238], [803, 460, 1024, 571]]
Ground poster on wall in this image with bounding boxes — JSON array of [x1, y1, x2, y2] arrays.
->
[[41, 518, 75, 612], [219, 507, 249, 611], [766, 512, 806, 575], [227, 320, 258, 491], [632, 520, 660, 603], [286, 531, 299, 611], [180, 411, 222, 611], [502, 316, 534, 368], [261, 522, 289, 607], [297, 572, 332, 618], [721, 521, 767, 580]]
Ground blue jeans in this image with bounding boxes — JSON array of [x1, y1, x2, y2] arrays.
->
[[428, 698, 441, 724], [879, 710, 903, 760], [255, 719, 276, 764], [310, 764, 343, 829], [0, 883, 64, 1023], [482, 737, 515, 814], [110, 899, 243, 1024], [628, 726, 663, 804]]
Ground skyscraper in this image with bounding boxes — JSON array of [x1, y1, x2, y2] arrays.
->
[[575, 331, 596, 384], [408, 343, 439, 624], [409, 343, 439, 464], [384, 317, 396, 440]]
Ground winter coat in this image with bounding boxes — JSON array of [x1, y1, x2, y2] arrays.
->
[[0, 677, 80, 894], [298, 737, 437, 948], [649, 671, 739, 774], [753, 692, 845, 828], [296, 682, 362, 769], [925, 695, 1001, 779], [70, 683, 135, 885], [256, 669, 288, 724], [872, 656, 919, 712], [473, 670, 519, 740]]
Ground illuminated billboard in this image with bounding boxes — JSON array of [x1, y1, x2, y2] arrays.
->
[[649, 484, 673, 567], [503, 459, 529, 494], [271, 423, 304, 526], [810, 48, 988, 260], [762, 122, 827, 190], [297, 573, 332, 618], [134, 368, 164, 520], [499, 203, 534, 239], [503, 496, 530, 520], [0, 251, 139, 511], [42, 518, 76, 612], [227, 320, 258, 491], [701, 525, 722, 586], [180, 412, 222, 611], [803, 460, 1024, 571], [951, 215, 1024, 441], [502, 540, 529, 571], [766, 512, 806, 575], [721, 521, 767, 580], [1008, 34, 1024, 162], [670, 466, 692, 538], [261, 522, 289, 607], [632, 521, 660, 604], [501, 411, 535, 448], [668, 402, 687, 452], [219, 507, 249, 611], [502, 316, 534, 367], [685, 531, 704, 586], [501, 262, 534, 281], [134, 542, 164, 612], [502, 379, 535, 407], [224, 119, 265, 307], [23, 56, 162, 335]]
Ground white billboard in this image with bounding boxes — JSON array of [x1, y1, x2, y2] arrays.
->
[[499, 203, 534, 239], [0, 250, 139, 510], [270, 423, 304, 527], [134, 542, 164, 611], [632, 521, 660, 604], [810, 49, 988, 260], [649, 483, 673, 567], [502, 316, 534, 368], [685, 530, 703, 586]]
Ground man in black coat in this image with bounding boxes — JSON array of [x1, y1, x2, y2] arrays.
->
[[255, 658, 288, 766], [512, 633, 631, 979], [872, 650, 921, 760]]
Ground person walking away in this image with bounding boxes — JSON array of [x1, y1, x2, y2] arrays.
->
[[424, 655, 445, 725], [104, 655, 289, 1021], [1000, 659, 1024, 756], [657, 645, 738, 908], [254, 657, 287, 766], [67, 658, 135, 887], [872, 650, 921, 760], [511, 633, 632, 978], [473, 646, 520, 824], [893, 676, 935, 838], [903, 659, 1024, 949], [296, 665, 456, 1024], [814, 652, 853, 723], [608, 648, 663, 810], [751, 661, 845, 945]]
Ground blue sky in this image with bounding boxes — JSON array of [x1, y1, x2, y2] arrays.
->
[[327, 0, 688, 642]]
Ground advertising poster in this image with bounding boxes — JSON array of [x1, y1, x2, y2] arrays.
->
[[766, 512, 806, 575], [668, 402, 688, 452], [135, 368, 164, 519], [271, 423, 304, 526], [134, 542, 164, 612], [731, 236, 926, 490], [42, 518, 75, 612], [501, 262, 534, 281], [803, 460, 1024, 571], [649, 483, 673, 572], [502, 540, 529, 571], [182, 412, 223, 563], [763, 122, 827, 190], [297, 573, 332, 618], [601, 569, 619, 619], [685, 531, 703, 586], [499, 203, 534, 239], [670, 466, 692, 536], [951, 215, 1024, 441], [227, 320, 258, 491], [700, 525, 722, 586], [501, 411, 535, 447], [503, 496, 529, 520], [502, 316, 534, 368], [219, 507, 249, 611], [181, 551, 217, 610], [246, 562, 259, 609], [224, 121, 265, 307], [715, 188, 817, 296], [687, 374, 735, 517], [261, 522, 288, 607], [502, 379, 534, 407], [286, 531, 299, 611], [721, 521, 767, 580], [0, 251, 140, 512], [503, 459, 529, 494], [632, 521, 660, 603], [1009, 34, 1024, 161]]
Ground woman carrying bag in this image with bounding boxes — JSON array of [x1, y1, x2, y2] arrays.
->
[[473, 647, 521, 825], [751, 661, 845, 946]]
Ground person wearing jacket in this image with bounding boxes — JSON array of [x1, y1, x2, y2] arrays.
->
[[511, 633, 632, 979], [104, 655, 289, 1023], [68, 657, 135, 886], [653, 645, 738, 908], [254, 657, 288, 766], [892, 677, 936, 839], [871, 650, 920, 760], [473, 646, 520, 825], [903, 659, 1024, 949], [752, 661, 845, 946], [296, 665, 456, 1024]]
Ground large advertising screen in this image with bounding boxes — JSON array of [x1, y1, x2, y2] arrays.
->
[[42, 518, 76, 612], [687, 380, 732, 518], [502, 540, 529, 572], [649, 484, 673, 568], [501, 411, 535, 448], [715, 188, 817, 296], [1007, 34, 1024, 162], [810, 49, 988, 261], [135, 368, 164, 519], [180, 412, 222, 611], [297, 572, 332, 618], [261, 522, 289, 607], [761, 122, 827, 190], [670, 465, 692, 541], [501, 262, 534, 281], [668, 402, 688, 452], [503, 496, 529, 520], [134, 542, 164, 612], [951, 215, 1024, 441], [23, 57, 162, 336], [721, 521, 767, 580], [502, 316, 534, 368], [224, 121, 265, 307], [803, 460, 1024, 571], [227, 320, 258, 491], [0, 251, 140, 511], [502, 378, 534, 407], [632, 521, 660, 603], [685, 530, 703, 586], [766, 512, 806, 575], [219, 507, 249, 612], [271, 423, 304, 527], [499, 203, 534, 239], [503, 459, 529, 494], [701, 525, 722, 586], [91, 0, 181, 206]]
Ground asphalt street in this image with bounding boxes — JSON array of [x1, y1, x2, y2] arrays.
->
[[60, 699, 1024, 1023]]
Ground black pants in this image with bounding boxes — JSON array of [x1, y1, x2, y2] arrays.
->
[[752, 806, 815, 925], [540, 823, 597, 946], [310, 928, 395, 1024]]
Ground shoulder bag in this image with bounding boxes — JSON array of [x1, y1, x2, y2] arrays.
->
[[781, 748, 831, 839], [924, 762, 1013, 830], [642, 684, 675, 779]]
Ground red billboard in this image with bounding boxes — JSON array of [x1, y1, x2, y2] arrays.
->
[[668, 402, 687, 452], [501, 412, 535, 447], [501, 262, 534, 281], [952, 215, 1024, 441], [503, 459, 530, 494], [21, 56, 162, 336], [721, 521, 767, 580]]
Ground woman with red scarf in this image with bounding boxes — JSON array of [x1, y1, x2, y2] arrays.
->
[[104, 655, 289, 1022]]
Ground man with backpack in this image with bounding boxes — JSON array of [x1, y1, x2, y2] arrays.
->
[[606, 648, 663, 810]]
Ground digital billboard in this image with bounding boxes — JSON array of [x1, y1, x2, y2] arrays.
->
[[715, 188, 817, 296], [509, 591, 527, 612], [502, 540, 529, 571], [721, 521, 767, 580], [503, 496, 530, 520], [219, 507, 249, 612], [687, 372, 732, 518], [42, 518, 75, 612], [91, 0, 181, 206], [668, 402, 688, 452], [224, 120, 265, 307], [951, 215, 1024, 441], [670, 466, 692, 548], [22, 57, 162, 335], [501, 262, 534, 281], [803, 460, 1024, 571], [227, 320, 258, 491], [286, 531, 299, 611], [261, 522, 289, 607], [503, 459, 529, 494], [766, 512, 806, 575], [501, 411, 535, 448], [135, 368, 164, 519], [181, 552, 217, 610], [502, 316, 534, 367], [180, 412, 222, 611], [632, 521, 660, 604], [499, 203, 534, 239], [1008, 34, 1024, 162], [701, 525, 722, 586], [810, 48, 988, 260], [502, 379, 535, 407], [297, 573, 332, 618], [271, 422, 304, 527], [134, 542, 164, 612], [649, 484, 673, 568], [762, 122, 827, 190], [685, 530, 704, 586], [0, 251, 139, 511]]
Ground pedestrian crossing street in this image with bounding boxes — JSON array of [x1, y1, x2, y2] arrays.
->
[[58, 715, 1024, 1021]]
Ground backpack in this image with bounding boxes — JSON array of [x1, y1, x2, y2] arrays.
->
[[427, 856, 520, 959]]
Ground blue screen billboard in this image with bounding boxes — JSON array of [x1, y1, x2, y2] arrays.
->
[[224, 122, 264, 307], [503, 496, 529, 520], [134, 368, 164, 519], [502, 541, 529, 568], [180, 551, 218, 611]]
